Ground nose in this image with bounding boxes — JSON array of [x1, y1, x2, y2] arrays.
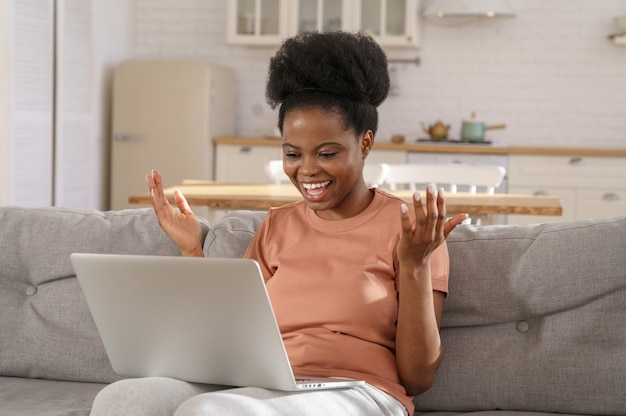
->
[[298, 155, 320, 177]]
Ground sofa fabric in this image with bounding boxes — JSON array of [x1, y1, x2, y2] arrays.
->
[[0, 206, 209, 384], [1, 205, 625, 416], [414, 216, 626, 415], [0, 376, 107, 416], [203, 210, 266, 258]]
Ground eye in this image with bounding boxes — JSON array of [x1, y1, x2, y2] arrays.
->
[[318, 152, 337, 160], [284, 151, 301, 160]]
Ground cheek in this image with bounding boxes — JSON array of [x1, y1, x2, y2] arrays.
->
[[282, 160, 297, 177]]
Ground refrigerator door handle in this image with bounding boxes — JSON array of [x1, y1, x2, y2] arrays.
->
[[113, 133, 144, 142]]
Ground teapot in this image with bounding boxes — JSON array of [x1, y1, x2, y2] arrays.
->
[[421, 121, 450, 140]]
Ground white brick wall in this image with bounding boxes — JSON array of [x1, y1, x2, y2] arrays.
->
[[134, 0, 626, 148]]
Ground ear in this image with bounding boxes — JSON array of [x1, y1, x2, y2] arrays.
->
[[360, 130, 374, 159]]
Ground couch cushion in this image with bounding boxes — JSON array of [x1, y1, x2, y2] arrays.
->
[[0, 206, 209, 383], [0, 376, 106, 416], [414, 215, 626, 415], [203, 210, 266, 258]]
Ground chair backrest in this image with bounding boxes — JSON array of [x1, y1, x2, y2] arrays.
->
[[264, 160, 390, 188], [363, 163, 390, 188], [383, 163, 506, 195], [265, 160, 290, 184]]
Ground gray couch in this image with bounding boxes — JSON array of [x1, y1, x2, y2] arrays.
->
[[1, 205, 624, 416]]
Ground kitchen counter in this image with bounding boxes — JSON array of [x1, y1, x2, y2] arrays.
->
[[213, 136, 626, 157]]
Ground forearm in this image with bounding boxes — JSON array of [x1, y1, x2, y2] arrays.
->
[[395, 260, 443, 396]]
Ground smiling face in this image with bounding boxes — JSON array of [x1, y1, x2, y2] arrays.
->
[[281, 107, 374, 220]]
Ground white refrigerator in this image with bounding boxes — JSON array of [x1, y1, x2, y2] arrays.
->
[[110, 60, 235, 210]]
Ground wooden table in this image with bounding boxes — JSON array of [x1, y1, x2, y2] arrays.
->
[[129, 182, 563, 217]]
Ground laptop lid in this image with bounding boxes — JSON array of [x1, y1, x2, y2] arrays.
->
[[70, 253, 363, 391]]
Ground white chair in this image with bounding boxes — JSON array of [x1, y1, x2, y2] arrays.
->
[[383, 163, 507, 225], [265, 160, 290, 184], [264, 160, 390, 188], [383, 163, 506, 195], [363, 163, 390, 188]]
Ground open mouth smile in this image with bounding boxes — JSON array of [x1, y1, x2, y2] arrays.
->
[[301, 180, 331, 197]]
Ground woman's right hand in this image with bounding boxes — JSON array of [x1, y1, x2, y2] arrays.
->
[[146, 169, 204, 257]]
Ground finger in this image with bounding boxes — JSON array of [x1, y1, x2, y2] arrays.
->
[[152, 170, 172, 207], [435, 187, 447, 237], [399, 201, 413, 231], [152, 169, 165, 195], [174, 189, 194, 216], [425, 184, 438, 237], [146, 172, 155, 190], [412, 191, 426, 227], [444, 213, 469, 237], [147, 174, 161, 207]]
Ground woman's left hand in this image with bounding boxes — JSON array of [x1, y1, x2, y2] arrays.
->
[[395, 185, 467, 395], [397, 185, 467, 265]]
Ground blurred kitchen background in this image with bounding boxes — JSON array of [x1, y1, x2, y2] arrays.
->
[[1, 0, 625, 211]]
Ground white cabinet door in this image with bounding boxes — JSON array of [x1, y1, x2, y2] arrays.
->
[[227, 0, 289, 45], [367, 149, 407, 164], [353, 0, 419, 48], [288, 0, 352, 33], [576, 189, 626, 220], [215, 144, 282, 183]]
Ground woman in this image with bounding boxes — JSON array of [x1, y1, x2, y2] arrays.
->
[[91, 31, 467, 416]]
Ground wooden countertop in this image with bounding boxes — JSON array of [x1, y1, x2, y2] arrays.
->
[[129, 183, 563, 216], [213, 136, 626, 157]]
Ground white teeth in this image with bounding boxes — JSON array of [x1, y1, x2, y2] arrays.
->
[[302, 181, 331, 189]]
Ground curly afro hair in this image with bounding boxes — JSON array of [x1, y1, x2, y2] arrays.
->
[[266, 31, 390, 137]]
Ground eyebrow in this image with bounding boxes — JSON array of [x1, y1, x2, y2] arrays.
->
[[282, 141, 341, 151]]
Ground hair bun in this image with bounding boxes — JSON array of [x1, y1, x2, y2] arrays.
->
[[266, 31, 389, 109]]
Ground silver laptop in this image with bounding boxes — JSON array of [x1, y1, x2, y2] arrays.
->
[[70, 253, 364, 391]]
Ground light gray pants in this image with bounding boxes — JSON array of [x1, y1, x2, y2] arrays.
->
[[90, 377, 408, 416]]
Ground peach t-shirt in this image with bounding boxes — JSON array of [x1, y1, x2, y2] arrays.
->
[[244, 188, 449, 414]]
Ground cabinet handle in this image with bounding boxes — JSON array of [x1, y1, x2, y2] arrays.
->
[[569, 157, 584, 165], [239, 146, 252, 153], [602, 192, 620, 201], [113, 133, 143, 142], [533, 190, 550, 196]]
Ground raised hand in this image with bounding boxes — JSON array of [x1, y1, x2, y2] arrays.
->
[[397, 185, 468, 265], [146, 169, 204, 257]]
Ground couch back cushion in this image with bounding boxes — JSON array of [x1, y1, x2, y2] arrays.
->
[[0, 206, 208, 383], [203, 210, 266, 258], [414, 215, 626, 415]]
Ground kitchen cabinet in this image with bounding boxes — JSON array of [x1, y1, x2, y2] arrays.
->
[[288, 0, 351, 33], [367, 148, 407, 164], [353, 0, 419, 48], [227, 0, 289, 46], [507, 155, 626, 225], [214, 141, 282, 182], [227, 0, 420, 48]]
